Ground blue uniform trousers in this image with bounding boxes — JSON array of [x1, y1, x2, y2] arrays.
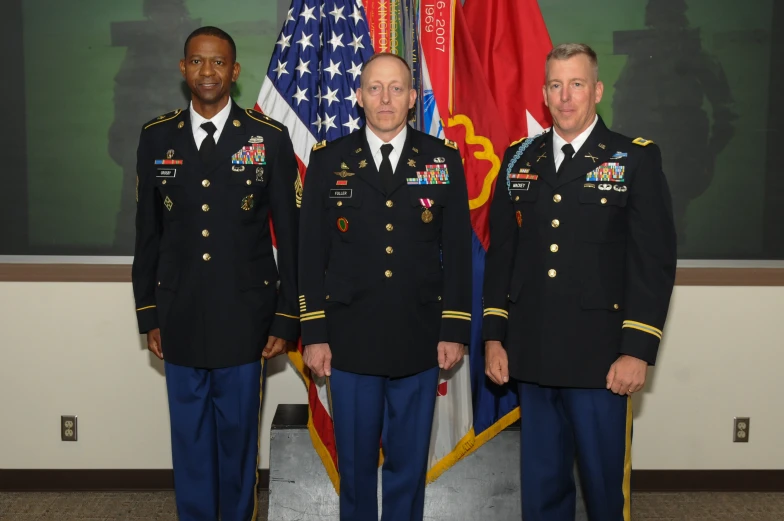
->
[[330, 366, 440, 521], [164, 360, 265, 521], [518, 382, 633, 521]]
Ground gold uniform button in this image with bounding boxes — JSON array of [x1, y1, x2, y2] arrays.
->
[[551, 219, 560, 228], [386, 246, 393, 254], [553, 194, 562, 203], [385, 270, 393, 278], [438, 296, 442, 301], [162, 179, 167, 185], [202, 179, 210, 187], [337, 201, 343, 207], [203, 253, 211, 261], [326, 295, 330, 300], [386, 200, 394, 208], [613, 304, 620, 310], [202, 204, 210, 212], [548, 269, 557, 278], [550, 244, 559, 253], [515, 196, 520, 202], [202, 229, 209, 237], [601, 198, 608, 205], [386, 223, 394, 232], [246, 180, 252, 186], [264, 280, 269, 286]]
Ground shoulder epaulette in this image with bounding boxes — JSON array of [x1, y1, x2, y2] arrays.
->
[[444, 139, 458, 150], [143, 109, 182, 130], [633, 137, 654, 147], [510, 136, 528, 147], [244, 109, 283, 131], [312, 140, 327, 151]]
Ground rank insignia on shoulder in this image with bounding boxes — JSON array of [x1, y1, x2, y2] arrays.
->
[[444, 139, 458, 150], [633, 137, 654, 146], [144, 109, 182, 130], [313, 140, 327, 151]]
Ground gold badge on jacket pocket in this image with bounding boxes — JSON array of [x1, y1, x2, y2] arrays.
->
[[241, 194, 255, 210]]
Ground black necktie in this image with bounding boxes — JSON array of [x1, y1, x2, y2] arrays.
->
[[199, 121, 217, 162], [558, 143, 575, 175], [380, 143, 395, 194]]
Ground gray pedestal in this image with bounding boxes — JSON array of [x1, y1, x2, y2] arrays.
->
[[268, 404, 588, 520]]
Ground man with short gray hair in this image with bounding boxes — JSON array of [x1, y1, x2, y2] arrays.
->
[[483, 43, 677, 520]]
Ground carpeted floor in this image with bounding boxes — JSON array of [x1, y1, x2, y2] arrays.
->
[[1, 491, 783, 520]]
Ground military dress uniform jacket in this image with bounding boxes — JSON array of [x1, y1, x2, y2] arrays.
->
[[298, 126, 473, 378], [131, 101, 301, 369], [482, 117, 677, 388]]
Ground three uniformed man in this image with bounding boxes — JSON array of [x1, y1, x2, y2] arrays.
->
[[132, 28, 676, 521], [483, 43, 677, 520], [131, 27, 300, 520], [297, 53, 473, 521]]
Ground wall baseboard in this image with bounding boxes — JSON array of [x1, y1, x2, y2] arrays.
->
[[1, 469, 782, 493]]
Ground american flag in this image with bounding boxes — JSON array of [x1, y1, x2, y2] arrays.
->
[[255, 0, 375, 491], [256, 0, 374, 169]]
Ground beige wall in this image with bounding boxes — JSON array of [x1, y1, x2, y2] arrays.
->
[[0, 282, 781, 470]]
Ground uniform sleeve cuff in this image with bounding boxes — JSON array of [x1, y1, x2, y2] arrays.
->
[[620, 321, 662, 365], [301, 311, 328, 346], [270, 313, 301, 343], [440, 311, 472, 346], [136, 305, 159, 334]]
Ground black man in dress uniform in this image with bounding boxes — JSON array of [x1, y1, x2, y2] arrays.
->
[[483, 43, 677, 521], [131, 26, 300, 521], [298, 53, 473, 521]]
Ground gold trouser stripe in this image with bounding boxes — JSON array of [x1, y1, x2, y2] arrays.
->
[[442, 314, 472, 322], [275, 313, 299, 319], [251, 359, 266, 521], [622, 323, 662, 340], [623, 396, 633, 521], [136, 305, 156, 311], [623, 320, 663, 337], [483, 311, 509, 319]]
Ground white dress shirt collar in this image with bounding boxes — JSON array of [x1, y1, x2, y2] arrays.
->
[[190, 99, 233, 149], [552, 114, 599, 170], [365, 125, 408, 172]]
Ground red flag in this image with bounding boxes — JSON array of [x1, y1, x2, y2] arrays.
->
[[436, 2, 513, 248], [463, 0, 552, 140]]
